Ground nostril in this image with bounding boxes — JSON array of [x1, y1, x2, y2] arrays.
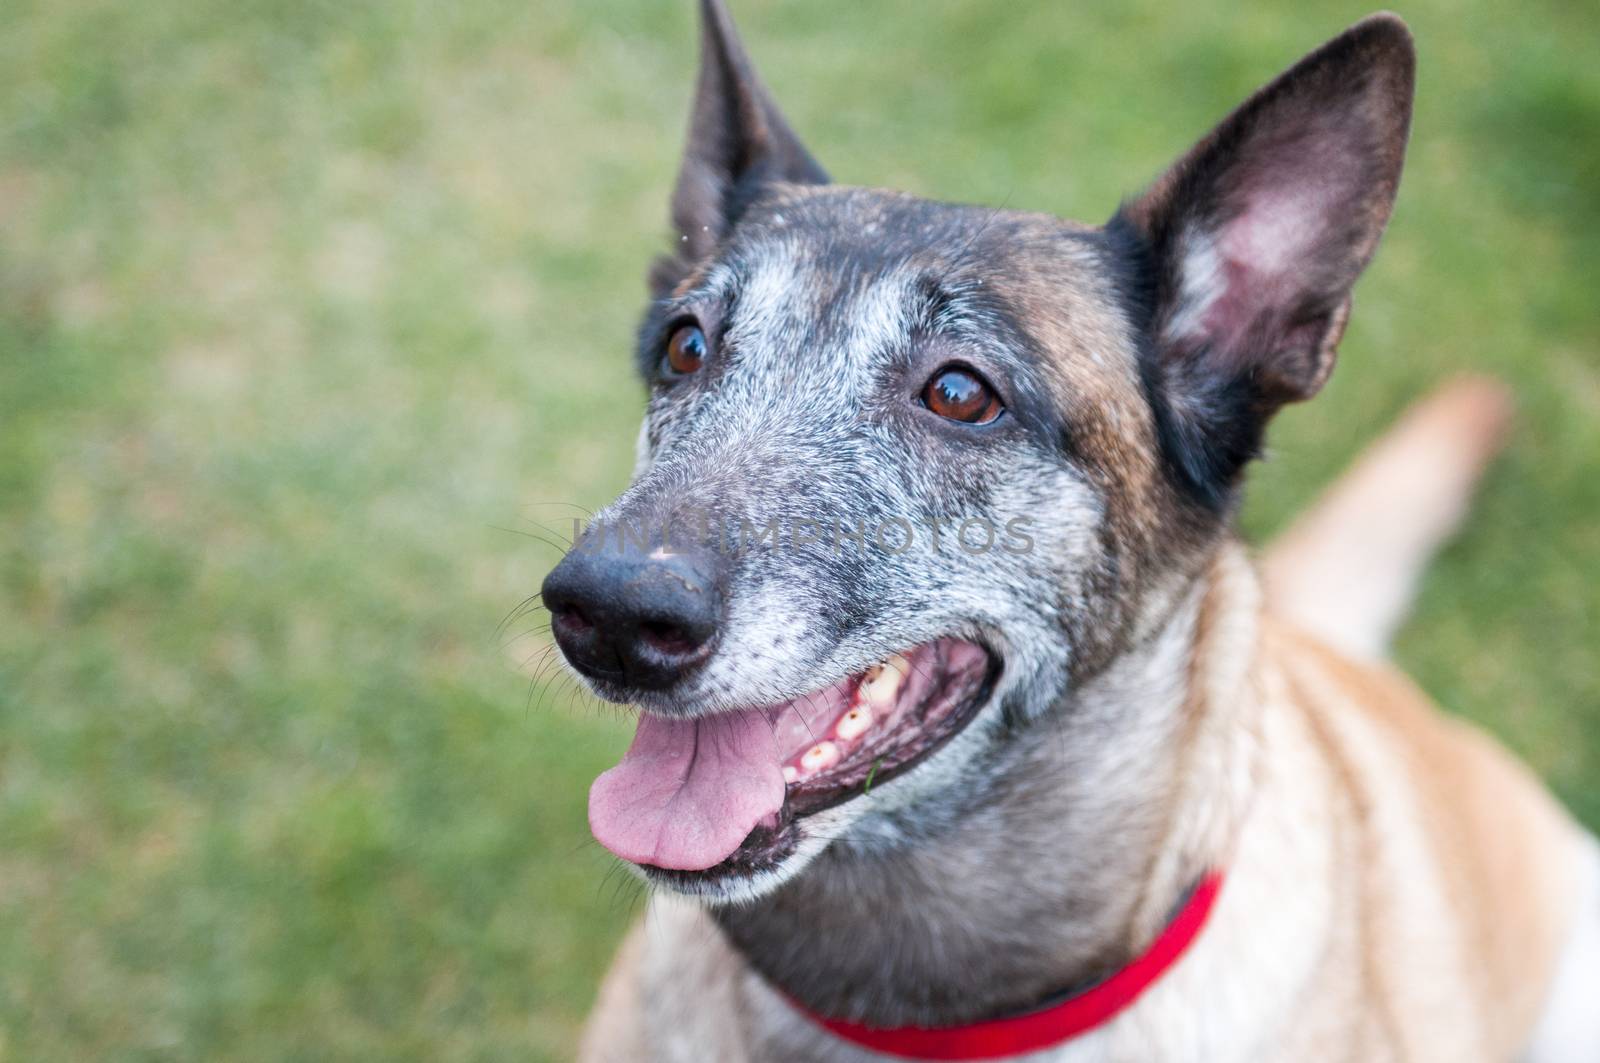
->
[[550, 602, 594, 637], [638, 619, 706, 658]]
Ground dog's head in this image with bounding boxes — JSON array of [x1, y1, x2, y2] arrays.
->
[[543, 0, 1414, 901]]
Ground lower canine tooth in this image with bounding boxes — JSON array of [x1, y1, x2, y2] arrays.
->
[[783, 765, 799, 784], [800, 741, 840, 774], [835, 706, 873, 741]]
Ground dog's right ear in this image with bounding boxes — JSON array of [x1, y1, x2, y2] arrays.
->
[[651, 0, 829, 295]]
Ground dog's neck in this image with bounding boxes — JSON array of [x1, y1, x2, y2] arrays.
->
[[714, 542, 1263, 1027]]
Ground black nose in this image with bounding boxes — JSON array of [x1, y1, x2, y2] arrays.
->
[[540, 536, 722, 691]]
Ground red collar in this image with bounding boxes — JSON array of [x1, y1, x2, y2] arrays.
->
[[785, 872, 1224, 1061]]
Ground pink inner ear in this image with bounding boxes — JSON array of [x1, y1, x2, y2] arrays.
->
[[1169, 186, 1329, 364], [1225, 187, 1322, 277]]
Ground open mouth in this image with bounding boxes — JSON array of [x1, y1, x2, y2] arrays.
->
[[588, 638, 998, 880]]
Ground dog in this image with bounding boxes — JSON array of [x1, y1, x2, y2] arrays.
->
[[540, 3, 1600, 1058]]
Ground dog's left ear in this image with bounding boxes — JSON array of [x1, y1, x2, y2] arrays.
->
[[652, 0, 829, 295], [1114, 14, 1415, 506]]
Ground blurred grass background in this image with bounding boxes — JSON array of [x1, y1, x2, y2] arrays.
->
[[0, 0, 1595, 1057]]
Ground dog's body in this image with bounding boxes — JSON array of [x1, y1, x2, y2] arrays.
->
[[544, 4, 1600, 1059]]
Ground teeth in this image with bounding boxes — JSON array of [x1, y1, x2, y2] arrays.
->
[[799, 741, 840, 775], [786, 656, 912, 783], [834, 705, 873, 741], [861, 654, 910, 710]]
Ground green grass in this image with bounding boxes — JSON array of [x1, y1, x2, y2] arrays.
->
[[1, 0, 1595, 1057]]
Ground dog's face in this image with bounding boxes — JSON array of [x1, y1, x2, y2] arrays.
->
[[542, 0, 1414, 902]]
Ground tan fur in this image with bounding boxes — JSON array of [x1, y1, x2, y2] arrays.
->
[[1006, 226, 1168, 540], [1273, 624, 1580, 1057]]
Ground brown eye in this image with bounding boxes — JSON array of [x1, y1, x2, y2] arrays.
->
[[664, 324, 706, 376], [922, 366, 1003, 424]]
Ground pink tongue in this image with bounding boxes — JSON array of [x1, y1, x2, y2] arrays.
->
[[588, 709, 786, 871]]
